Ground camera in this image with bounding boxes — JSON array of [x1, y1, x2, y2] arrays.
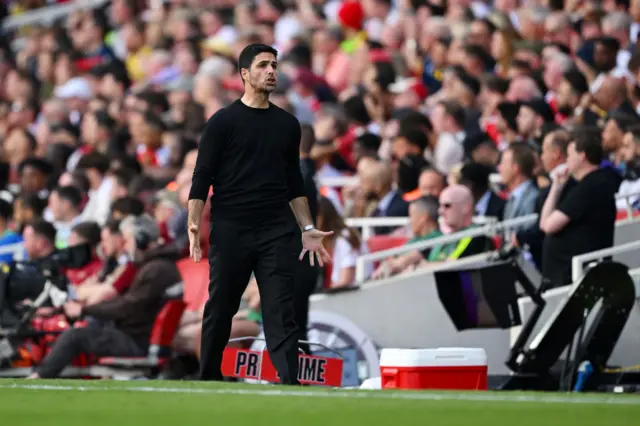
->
[[0, 243, 92, 329]]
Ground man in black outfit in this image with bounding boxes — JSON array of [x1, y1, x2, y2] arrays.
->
[[188, 44, 332, 385], [539, 132, 621, 289]]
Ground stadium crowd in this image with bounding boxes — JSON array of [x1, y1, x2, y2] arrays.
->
[[1, 0, 640, 376]]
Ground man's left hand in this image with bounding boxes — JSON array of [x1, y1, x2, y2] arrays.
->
[[63, 301, 83, 319], [299, 229, 333, 267]]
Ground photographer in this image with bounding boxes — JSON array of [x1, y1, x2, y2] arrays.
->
[[28, 214, 182, 379]]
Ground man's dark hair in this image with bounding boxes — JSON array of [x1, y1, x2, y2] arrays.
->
[[398, 154, 430, 193], [396, 128, 428, 152], [608, 112, 639, 133], [571, 132, 604, 166], [111, 196, 145, 217], [460, 162, 492, 194], [71, 221, 101, 247], [93, 109, 116, 132], [28, 219, 56, 246], [105, 218, 122, 235], [54, 185, 83, 208], [355, 132, 381, 152], [300, 124, 315, 155], [76, 152, 110, 175], [238, 44, 278, 83], [438, 100, 466, 129], [19, 192, 47, 216], [508, 142, 536, 179], [0, 198, 12, 221], [398, 111, 433, 133], [70, 170, 91, 193], [343, 95, 371, 125], [112, 168, 136, 190]]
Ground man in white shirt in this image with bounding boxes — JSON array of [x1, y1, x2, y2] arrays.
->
[[429, 100, 465, 174]]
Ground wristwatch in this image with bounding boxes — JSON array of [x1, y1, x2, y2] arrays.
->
[[302, 225, 315, 233]]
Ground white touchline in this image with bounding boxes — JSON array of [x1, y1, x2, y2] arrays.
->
[[0, 383, 638, 406]]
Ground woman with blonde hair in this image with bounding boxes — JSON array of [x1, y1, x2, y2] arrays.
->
[[317, 196, 371, 288]]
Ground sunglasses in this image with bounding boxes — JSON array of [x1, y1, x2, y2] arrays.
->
[[441, 202, 453, 209]]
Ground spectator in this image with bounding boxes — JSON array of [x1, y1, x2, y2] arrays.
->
[[111, 196, 145, 220], [28, 214, 182, 379], [316, 197, 370, 288], [22, 219, 56, 261], [76, 152, 112, 225], [13, 193, 47, 234], [617, 126, 640, 209], [360, 160, 409, 234], [0, 198, 22, 264], [373, 195, 441, 278], [48, 185, 83, 248], [540, 132, 622, 288], [460, 162, 505, 220], [417, 167, 447, 199], [430, 100, 466, 174], [420, 184, 493, 264], [65, 221, 104, 287], [498, 143, 540, 222]]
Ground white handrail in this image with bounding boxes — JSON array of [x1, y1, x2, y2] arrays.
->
[[571, 240, 640, 284], [316, 176, 359, 188], [355, 213, 538, 282], [346, 215, 499, 240]]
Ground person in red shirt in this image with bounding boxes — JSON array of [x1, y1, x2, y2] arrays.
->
[[65, 222, 103, 286]]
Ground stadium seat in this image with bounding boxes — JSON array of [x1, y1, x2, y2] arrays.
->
[[366, 236, 409, 253], [616, 209, 640, 221], [95, 299, 186, 372], [178, 258, 210, 311]]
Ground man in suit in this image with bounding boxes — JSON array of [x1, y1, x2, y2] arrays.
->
[[459, 162, 505, 221], [498, 142, 539, 224], [360, 160, 409, 235]]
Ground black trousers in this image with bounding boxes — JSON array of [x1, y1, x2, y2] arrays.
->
[[199, 219, 300, 384], [36, 325, 146, 378], [292, 243, 318, 355]]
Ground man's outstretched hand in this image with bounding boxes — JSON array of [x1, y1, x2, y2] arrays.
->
[[299, 229, 333, 267], [189, 225, 202, 263]]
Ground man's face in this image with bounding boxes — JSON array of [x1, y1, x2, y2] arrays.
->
[[498, 149, 517, 186], [419, 170, 445, 198], [23, 226, 47, 260], [243, 52, 277, 93], [621, 132, 637, 163], [100, 228, 124, 257], [516, 106, 538, 137], [438, 189, 464, 230], [566, 141, 584, 176], [123, 228, 138, 258], [48, 191, 65, 221], [20, 166, 46, 193], [602, 120, 624, 153], [594, 44, 616, 72], [409, 203, 427, 235], [555, 79, 577, 114], [541, 134, 561, 173]]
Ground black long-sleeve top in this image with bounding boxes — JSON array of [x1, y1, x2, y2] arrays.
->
[[189, 100, 305, 225]]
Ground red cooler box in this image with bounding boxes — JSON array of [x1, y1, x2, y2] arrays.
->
[[380, 348, 488, 391]]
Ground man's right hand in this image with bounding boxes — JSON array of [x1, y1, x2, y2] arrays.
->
[[189, 225, 202, 263]]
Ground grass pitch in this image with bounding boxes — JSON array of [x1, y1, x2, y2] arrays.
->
[[0, 379, 638, 426]]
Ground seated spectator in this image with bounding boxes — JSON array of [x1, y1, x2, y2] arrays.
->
[[47, 185, 84, 248], [111, 196, 145, 220], [373, 196, 442, 279], [317, 197, 370, 288], [22, 219, 56, 262], [28, 214, 182, 379], [460, 162, 505, 220], [418, 167, 447, 198], [77, 152, 113, 226], [13, 192, 47, 234], [362, 160, 409, 234], [616, 126, 640, 210], [540, 132, 622, 288], [420, 184, 493, 264], [0, 199, 22, 264], [73, 219, 136, 306], [65, 221, 104, 287]]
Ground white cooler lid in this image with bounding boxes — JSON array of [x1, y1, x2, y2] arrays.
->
[[380, 348, 487, 368]]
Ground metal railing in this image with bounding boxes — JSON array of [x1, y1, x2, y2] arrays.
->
[[355, 214, 539, 282], [571, 240, 640, 284], [345, 215, 499, 241]]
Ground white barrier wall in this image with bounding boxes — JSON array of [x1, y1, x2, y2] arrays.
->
[[309, 220, 640, 377]]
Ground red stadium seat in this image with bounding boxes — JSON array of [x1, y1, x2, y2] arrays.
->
[[96, 299, 186, 372], [366, 236, 409, 253], [616, 209, 640, 221], [178, 258, 210, 311]]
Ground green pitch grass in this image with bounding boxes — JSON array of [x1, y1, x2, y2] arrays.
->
[[0, 379, 638, 426]]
